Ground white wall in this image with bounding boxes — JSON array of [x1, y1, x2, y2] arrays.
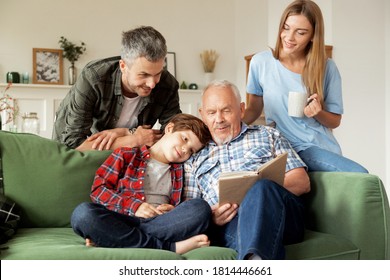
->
[[386, 0, 390, 191], [0, 0, 236, 88], [332, 0, 386, 186], [0, 0, 388, 190], [233, 0, 268, 93]]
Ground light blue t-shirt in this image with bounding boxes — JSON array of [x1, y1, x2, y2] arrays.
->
[[246, 50, 343, 154]]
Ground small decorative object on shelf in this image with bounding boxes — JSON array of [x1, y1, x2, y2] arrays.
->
[[22, 112, 40, 135], [58, 36, 86, 85], [188, 83, 198, 90], [180, 81, 188, 89], [0, 83, 19, 131], [200, 49, 219, 86], [6, 72, 20, 83], [22, 72, 29, 84], [200, 49, 219, 73]]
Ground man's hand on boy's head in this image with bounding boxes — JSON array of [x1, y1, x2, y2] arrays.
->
[[77, 125, 163, 151], [133, 125, 162, 147], [87, 128, 129, 150]]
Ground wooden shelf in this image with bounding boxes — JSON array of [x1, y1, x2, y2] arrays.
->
[[0, 83, 71, 89]]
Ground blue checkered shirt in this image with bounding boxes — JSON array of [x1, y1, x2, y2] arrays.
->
[[183, 123, 306, 206]]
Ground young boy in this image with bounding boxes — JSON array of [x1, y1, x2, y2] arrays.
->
[[71, 113, 212, 254]]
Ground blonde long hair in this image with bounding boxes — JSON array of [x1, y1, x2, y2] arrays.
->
[[273, 0, 326, 107]]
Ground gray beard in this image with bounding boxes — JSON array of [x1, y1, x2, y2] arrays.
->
[[214, 134, 233, 146]]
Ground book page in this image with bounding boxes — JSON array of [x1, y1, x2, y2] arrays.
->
[[219, 170, 257, 179], [219, 153, 288, 205]]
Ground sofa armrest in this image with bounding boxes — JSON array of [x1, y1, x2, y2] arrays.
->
[[306, 172, 390, 260]]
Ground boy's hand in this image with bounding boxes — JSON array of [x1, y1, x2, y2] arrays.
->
[[135, 202, 163, 218], [156, 204, 174, 214]]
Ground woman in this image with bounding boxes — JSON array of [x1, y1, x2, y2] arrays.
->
[[244, 0, 367, 172]]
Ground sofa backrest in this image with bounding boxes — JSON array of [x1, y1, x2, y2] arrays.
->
[[0, 131, 111, 228], [307, 172, 390, 260]]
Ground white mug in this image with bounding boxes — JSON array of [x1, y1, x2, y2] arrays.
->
[[288, 91, 308, 118]]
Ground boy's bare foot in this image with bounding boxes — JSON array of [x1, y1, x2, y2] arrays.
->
[[175, 234, 210, 254], [85, 238, 96, 247]]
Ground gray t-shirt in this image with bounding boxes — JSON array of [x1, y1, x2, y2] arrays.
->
[[143, 158, 172, 207]]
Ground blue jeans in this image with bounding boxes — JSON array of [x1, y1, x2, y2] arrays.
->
[[207, 179, 305, 259], [298, 146, 368, 173], [71, 198, 211, 252]]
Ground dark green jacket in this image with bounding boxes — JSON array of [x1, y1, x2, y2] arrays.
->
[[52, 56, 180, 148]]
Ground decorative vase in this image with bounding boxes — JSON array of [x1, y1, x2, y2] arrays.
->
[[204, 72, 214, 87], [68, 65, 77, 85], [1, 110, 8, 131]]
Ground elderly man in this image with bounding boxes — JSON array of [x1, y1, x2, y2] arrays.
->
[[184, 80, 310, 259]]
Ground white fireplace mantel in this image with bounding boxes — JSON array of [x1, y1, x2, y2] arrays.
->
[[0, 83, 201, 139]]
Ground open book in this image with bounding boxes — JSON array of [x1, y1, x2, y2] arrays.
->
[[218, 152, 288, 205]]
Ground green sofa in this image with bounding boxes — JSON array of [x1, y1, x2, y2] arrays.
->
[[0, 131, 389, 260]]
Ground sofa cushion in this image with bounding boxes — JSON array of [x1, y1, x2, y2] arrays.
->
[[285, 230, 359, 260], [0, 228, 184, 260], [0, 131, 111, 228], [183, 246, 237, 260], [0, 228, 359, 260], [184, 229, 360, 260]]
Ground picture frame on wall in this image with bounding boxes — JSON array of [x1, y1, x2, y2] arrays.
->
[[32, 48, 63, 85], [164, 52, 176, 78]]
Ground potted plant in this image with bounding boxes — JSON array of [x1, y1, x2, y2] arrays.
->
[[0, 83, 18, 131], [200, 49, 219, 86], [58, 36, 86, 85]]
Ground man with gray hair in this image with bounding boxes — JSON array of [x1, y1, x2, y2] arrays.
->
[[53, 26, 180, 151], [184, 80, 310, 259]]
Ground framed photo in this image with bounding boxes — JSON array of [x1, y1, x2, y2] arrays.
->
[[32, 48, 63, 85], [164, 52, 176, 78]]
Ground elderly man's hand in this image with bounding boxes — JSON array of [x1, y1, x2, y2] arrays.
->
[[211, 203, 238, 226]]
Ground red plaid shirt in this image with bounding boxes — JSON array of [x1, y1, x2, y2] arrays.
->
[[91, 146, 183, 216]]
